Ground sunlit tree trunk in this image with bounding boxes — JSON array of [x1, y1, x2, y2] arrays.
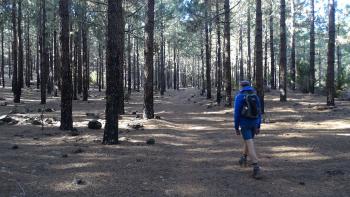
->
[[255, 0, 264, 113], [279, 0, 287, 102], [223, 0, 232, 106], [326, 0, 335, 106]]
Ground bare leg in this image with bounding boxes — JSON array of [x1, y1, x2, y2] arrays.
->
[[245, 139, 258, 163], [243, 142, 248, 156]]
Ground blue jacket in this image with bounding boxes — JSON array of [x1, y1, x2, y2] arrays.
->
[[234, 86, 262, 130]]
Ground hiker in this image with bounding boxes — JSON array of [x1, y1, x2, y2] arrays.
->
[[234, 81, 262, 178]]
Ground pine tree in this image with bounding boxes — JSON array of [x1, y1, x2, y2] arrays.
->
[[279, 0, 287, 102], [326, 0, 336, 106], [255, 0, 264, 112], [223, 0, 232, 106]]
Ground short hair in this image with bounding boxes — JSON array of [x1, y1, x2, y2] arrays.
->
[[240, 81, 250, 87]]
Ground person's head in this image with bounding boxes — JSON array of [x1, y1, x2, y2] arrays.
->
[[240, 81, 251, 88]]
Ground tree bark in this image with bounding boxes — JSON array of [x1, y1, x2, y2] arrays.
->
[[255, 0, 264, 112], [205, 0, 211, 99], [309, 0, 315, 93], [291, 0, 296, 90], [18, 0, 24, 89], [12, 0, 20, 103], [216, 0, 222, 104], [143, 0, 155, 119], [104, 0, 123, 144], [59, 0, 73, 130], [1, 22, 4, 87], [247, 4, 251, 82], [223, 0, 232, 106], [127, 25, 132, 94], [82, 5, 88, 101], [40, 0, 48, 104], [279, 0, 287, 102], [326, 0, 335, 106]]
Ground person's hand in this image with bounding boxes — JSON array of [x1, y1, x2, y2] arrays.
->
[[255, 128, 260, 135], [236, 129, 240, 135]]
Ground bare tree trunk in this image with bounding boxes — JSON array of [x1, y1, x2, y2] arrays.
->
[[247, 4, 251, 82], [82, 5, 88, 101], [279, 0, 287, 102], [40, 0, 48, 104], [73, 32, 78, 100], [18, 0, 24, 89], [205, 0, 211, 99], [326, 0, 335, 106], [270, 8, 276, 90], [216, 0, 222, 104], [143, 0, 155, 119], [136, 38, 140, 92], [127, 25, 131, 95], [104, 0, 123, 144], [255, 0, 264, 112], [59, 0, 73, 130], [223, 0, 232, 106], [264, 25, 268, 86], [25, 15, 31, 87], [13, 0, 20, 103], [1, 22, 4, 87], [291, 0, 296, 90], [309, 0, 315, 93], [173, 44, 177, 90]]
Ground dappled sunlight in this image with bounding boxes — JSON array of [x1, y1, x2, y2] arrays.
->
[[269, 146, 330, 161], [51, 162, 94, 170]]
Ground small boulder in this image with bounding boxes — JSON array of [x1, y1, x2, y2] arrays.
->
[[155, 115, 161, 120], [0, 102, 7, 106], [31, 119, 42, 125], [146, 138, 155, 145], [45, 108, 55, 112], [11, 145, 19, 149], [132, 111, 137, 115], [45, 118, 54, 124], [0, 115, 14, 123], [72, 178, 85, 185], [128, 122, 143, 130], [136, 114, 142, 119], [88, 120, 102, 130], [0, 97, 5, 101], [72, 148, 84, 154]]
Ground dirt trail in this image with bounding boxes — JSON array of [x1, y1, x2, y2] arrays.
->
[[0, 87, 349, 196]]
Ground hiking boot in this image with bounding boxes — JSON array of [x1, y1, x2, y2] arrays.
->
[[253, 165, 262, 179], [238, 156, 247, 167]]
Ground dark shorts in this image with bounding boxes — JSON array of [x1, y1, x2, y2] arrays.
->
[[241, 126, 256, 140]]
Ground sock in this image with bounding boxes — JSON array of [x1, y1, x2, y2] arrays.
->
[[252, 162, 259, 167]]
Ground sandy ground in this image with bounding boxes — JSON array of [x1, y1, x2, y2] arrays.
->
[[0, 86, 349, 197]]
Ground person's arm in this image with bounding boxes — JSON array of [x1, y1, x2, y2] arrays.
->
[[234, 95, 242, 131]]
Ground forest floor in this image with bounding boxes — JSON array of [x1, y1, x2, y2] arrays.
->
[[0, 87, 350, 197]]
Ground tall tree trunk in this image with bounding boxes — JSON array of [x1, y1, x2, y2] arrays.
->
[[73, 32, 78, 100], [127, 25, 131, 94], [136, 38, 140, 92], [309, 0, 315, 93], [104, 0, 123, 144], [1, 22, 4, 87], [12, 0, 20, 103], [216, 0, 222, 104], [59, 0, 73, 130], [201, 38, 205, 95], [98, 42, 102, 92], [291, 0, 296, 90], [173, 44, 177, 90], [326, 0, 335, 106], [205, 0, 211, 99], [82, 6, 88, 101], [270, 7, 276, 89], [160, 22, 165, 95], [279, 0, 287, 102], [40, 0, 48, 104], [239, 24, 244, 81], [264, 25, 268, 86], [25, 15, 31, 87], [255, 0, 264, 112], [133, 38, 136, 91], [223, 0, 232, 106], [247, 4, 251, 82], [18, 0, 23, 89], [143, 0, 155, 119], [336, 44, 341, 90]]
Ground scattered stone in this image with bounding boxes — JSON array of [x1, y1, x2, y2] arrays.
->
[[136, 114, 142, 119], [31, 119, 42, 125], [88, 120, 102, 130], [45, 118, 54, 124], [11, 145, 19, 149], [128, 122, 143, 130], [33, 137, 40, 140], [0, 97, 5, 101], [70, 128, 80, 136], [155, 115, 161, 120], [0, 102, 7, 106], [72, 178, 85, 185], [136, 159, 143, 162], [132, 111, 137, 115], [0, 115, 14, 123], [9, 109, 19, 114], [72, 148, 84, 154], [299, 182, 305, 186], [325, 169, 345, 176], [193, 101, 197, 104], [8, 120, 19, 125], [146, 138, 155, 145], [45, 108, 55, 112]]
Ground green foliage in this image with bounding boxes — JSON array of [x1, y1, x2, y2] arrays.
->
[[296, 60, 309, 93]]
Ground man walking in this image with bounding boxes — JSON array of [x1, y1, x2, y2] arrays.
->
[[234, 81, 262, 179]]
